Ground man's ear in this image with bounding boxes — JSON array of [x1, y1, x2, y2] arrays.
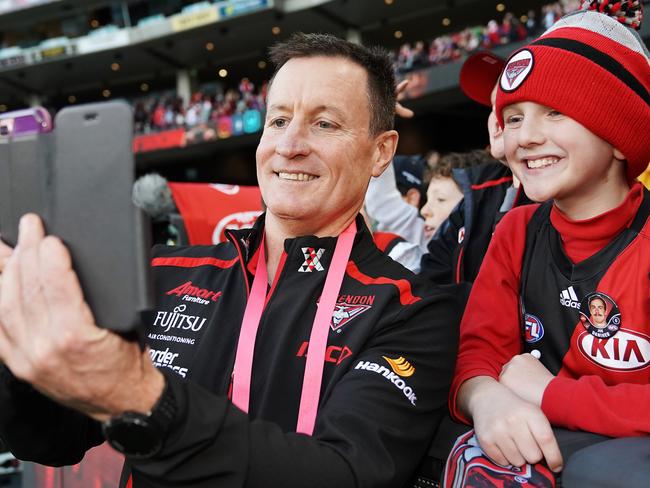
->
[[404, 188, 421, 208], [371, 130, 399, 177]]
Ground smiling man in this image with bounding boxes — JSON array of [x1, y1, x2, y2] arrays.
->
[[0, 33, 459, 487]]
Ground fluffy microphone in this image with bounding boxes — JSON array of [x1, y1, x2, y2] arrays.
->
[[132, 173, 177, 220]]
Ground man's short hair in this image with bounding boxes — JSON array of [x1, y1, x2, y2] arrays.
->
[[589, 296, 606, 308], [268, 32, 396, 135]]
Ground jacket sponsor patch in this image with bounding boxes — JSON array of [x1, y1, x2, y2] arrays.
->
[[524, 313, 544, 343], [383, 356, 415, 377], [559, 286, 580, 309], [577, 329, 650, 371], [299, 247, 325, 272], [153, 304, 207, 333], [149, 347, 188, 378], [296, 341, 353, 365], [166, 280, 222, 305], [354, 356, 418, 405]]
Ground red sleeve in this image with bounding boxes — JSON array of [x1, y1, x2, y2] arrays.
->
[[449, 205, 538, 423], [543, 376, 650, 436]]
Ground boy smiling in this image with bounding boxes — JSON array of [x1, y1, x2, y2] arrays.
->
[[447, 1, 650, 486]]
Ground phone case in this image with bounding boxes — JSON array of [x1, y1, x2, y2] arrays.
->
[[0, 108, 54, 246], [52, 101, 153, 332]]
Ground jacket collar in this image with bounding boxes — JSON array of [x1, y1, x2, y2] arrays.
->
[[226, 213, 375, 271]]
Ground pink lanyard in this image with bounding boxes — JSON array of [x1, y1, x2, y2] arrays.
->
[[232, 220, 356, 435]]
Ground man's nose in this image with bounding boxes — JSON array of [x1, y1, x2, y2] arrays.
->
[[275, 121, 310, 159]]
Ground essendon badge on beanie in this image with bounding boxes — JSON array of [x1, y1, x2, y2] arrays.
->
[[500, 49, 534, 92]]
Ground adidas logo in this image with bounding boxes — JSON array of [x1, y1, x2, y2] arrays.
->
[[560, 286, 581, 309]]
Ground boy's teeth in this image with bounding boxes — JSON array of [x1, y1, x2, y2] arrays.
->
[[527, 157, 558, 169], [278, 172, 316, 181]]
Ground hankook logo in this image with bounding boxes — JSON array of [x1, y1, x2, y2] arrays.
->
[[383, 356, 415, 377], [354, 357, 418, 406]]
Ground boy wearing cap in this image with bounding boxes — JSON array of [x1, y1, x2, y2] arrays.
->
[[448, 1, 650, 486], [420, 51, 532, 286]]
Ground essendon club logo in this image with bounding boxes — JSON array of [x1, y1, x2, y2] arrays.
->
[[500, 49, 534, 92], [331, 303, 375, 335]]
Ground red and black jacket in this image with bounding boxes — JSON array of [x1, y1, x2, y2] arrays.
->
[[451, 185, 650, 436], [420, 162, 530, 285], [0, 214, 461, 488]]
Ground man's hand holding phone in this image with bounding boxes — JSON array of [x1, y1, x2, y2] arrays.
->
[[0, 214, 164, 420]]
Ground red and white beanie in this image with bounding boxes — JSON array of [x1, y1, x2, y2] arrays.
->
[[495, 0, 650, 181]]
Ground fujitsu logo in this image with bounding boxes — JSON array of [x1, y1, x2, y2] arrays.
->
[[167, 280, 222, 305], [153, 304, 207, 333]]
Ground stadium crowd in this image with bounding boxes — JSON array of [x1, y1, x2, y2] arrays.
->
[[393, 0, 579, 73], [130, 0, 582, 137], [1, 1, 650, 488]]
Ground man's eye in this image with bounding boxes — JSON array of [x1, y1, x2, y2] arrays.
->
[[317, 120, 334, 129], [271, 118, 287, 128]]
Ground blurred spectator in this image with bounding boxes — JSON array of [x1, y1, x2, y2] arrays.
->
[[130, 78, 267, 135], [394, 0, 579, 74], [419, 151, 486, 241], [393, 155, 427, 208]]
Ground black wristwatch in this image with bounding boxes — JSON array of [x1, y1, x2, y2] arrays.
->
[[102, 374, 177, 459]]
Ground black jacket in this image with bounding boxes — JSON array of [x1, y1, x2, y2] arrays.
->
[[420, 163, 530, 285], [0, 215, 460, 488]]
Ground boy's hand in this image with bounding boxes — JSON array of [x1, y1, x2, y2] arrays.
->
[[0, 214, 164, 420], [459, 376, 563, 472], [500, 353, 555, 406], [395, 79, 415, 119]]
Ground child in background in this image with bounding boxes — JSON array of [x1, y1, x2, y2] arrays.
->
[[446, 1, 650, 486]]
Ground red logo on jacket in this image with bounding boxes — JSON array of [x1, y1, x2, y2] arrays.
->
[[167, 281, 222, 305], [577, 329, 650, 371], [296, 341, 353, 365]]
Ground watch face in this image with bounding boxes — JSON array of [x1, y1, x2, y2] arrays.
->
[[104, 412, 163, 459]]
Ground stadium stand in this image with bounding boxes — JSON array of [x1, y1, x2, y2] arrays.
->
[[0, 1, 648, 487]]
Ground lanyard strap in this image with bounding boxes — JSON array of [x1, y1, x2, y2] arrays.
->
[[231, 221, 356, 435]]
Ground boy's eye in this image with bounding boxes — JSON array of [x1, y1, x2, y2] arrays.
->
[[548, 109, 562, 117], [505, 114, 523, 125]]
